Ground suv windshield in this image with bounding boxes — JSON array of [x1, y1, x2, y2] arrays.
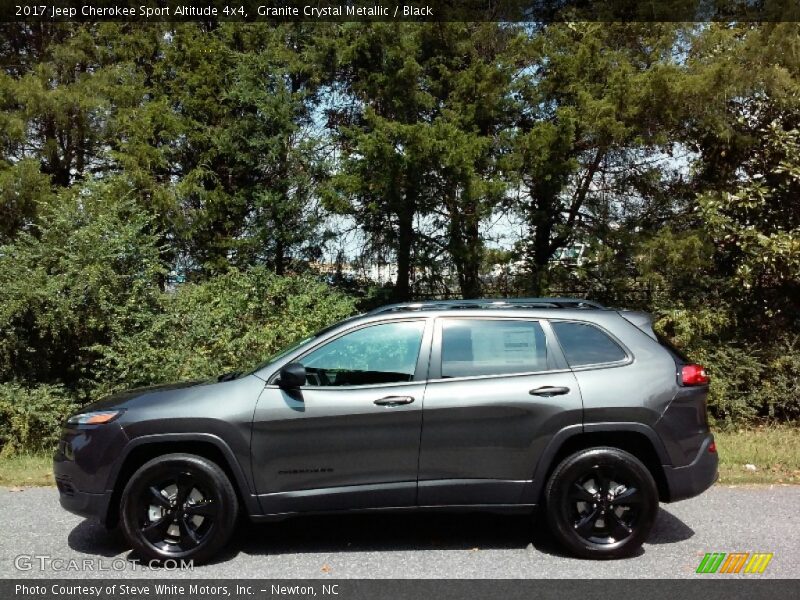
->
[[245, 314, 363, 376], [246, 335, 317, 375]]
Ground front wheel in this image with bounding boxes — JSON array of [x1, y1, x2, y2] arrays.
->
[[544, 447, 658, 559], [120, 453, 238, 564]]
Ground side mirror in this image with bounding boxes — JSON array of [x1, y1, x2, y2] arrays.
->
[[278, 363, 306, 389]]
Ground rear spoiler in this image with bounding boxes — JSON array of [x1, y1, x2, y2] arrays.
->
[[618, 310, 657, 340]]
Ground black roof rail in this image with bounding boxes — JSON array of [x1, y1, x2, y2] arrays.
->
[[368, 297, 606, 315]]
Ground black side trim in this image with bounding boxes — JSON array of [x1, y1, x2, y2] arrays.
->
[[418, 479, 529, 505], [258, 481, 417, 514], [260, 480, 531, 515], [250, 503, 537, 522]]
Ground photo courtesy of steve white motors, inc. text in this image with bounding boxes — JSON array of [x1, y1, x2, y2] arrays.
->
[[15, 584, 339, 597], [13, 4, 435, 18]]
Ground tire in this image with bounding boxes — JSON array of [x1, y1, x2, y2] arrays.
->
[[544, 447, 658, 559], [120, 453, 238, 564]]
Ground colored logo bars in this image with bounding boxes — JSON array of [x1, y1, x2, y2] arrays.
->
[[696, 552, 773, 574]]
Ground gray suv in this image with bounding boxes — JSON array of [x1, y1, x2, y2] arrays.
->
[[54, 298, 718, 562]]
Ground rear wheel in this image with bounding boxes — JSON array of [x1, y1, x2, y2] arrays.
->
[[120, 453, 238, 564], [544, 447, 658, 559]]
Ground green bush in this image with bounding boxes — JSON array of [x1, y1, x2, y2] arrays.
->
[[0, 264, 356, 454], [760, 337, 800, 422], [93, 267, 357, 396], [702, 341, 800, 428], [655, 309, 800, 427], [0, 383, 78, 457], [702, 346, 765, 426], [0, 180, 164, 393], [637, 223, 800, 427]]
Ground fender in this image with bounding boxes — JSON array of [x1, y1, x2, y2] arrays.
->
[[520, 422, 671, 504], [583, 422, 671, 464], [108, 432, 262, 517]]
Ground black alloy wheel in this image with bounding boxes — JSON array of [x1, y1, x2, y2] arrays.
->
[[568, 464, 641, 545], [139, 471, 217, 553], [120, 453, 238, 563], [544, 447, 658, 559]]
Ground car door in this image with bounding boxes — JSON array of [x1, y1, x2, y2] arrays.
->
[[251, 318, 432, 514], [417, 316, 582, 506]]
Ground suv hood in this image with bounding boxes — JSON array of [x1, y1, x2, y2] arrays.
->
[[80, 380, 207, 413]]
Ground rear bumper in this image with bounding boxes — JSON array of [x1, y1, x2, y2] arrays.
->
[[662, 434, 718, 502]]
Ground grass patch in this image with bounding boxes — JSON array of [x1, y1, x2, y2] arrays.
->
[[0, 452, 54, 487], [714, 425, 800, 485], [0, 427, 798, 488]]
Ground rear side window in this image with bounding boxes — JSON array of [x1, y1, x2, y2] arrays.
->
[[551, 321, 627, 367], [440, 319, 548, 378]]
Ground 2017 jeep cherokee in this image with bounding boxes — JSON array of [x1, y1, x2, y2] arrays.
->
[[54, 298, 718, 562]]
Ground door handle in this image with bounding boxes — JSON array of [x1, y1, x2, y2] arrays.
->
[[374, 396, 415, 407], [529, 386, 571, 397]]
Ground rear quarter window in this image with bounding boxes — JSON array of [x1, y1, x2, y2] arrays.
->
[[551, 321, 627, 367]]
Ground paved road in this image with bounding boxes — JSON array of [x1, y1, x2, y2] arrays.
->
[[1, 485, 798, 579]]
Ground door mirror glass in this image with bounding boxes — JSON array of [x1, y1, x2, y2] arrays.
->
[[278, 363, 307, 389]]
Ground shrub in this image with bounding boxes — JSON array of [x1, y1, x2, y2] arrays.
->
[[654, 308, 800, 428], [761, 337, 800, 422], [0, 180, 164, 392], [702, 346, 764, 426], [703, 341, 800, 428], [0, 383, 79, 456], [92, 267, 357, 396]]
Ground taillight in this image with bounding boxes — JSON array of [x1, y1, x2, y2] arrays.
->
[[681, 363, 710, 386], [708, 441, 717, 453]]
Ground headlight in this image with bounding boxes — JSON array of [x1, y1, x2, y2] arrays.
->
[[66, 410, 124, 425]]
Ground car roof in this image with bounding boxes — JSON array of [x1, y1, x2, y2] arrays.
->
[[367, 297, 607, 315]]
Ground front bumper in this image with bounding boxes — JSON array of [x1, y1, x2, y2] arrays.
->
[[53, 421, 128, 523], [55, 481, 113, 520], [662, 434, 719, 502]]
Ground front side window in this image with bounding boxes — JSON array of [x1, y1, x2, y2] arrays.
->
[[301, 321, 425, 386], [551, 321, 627, 367], [440, 319, 548, 378]]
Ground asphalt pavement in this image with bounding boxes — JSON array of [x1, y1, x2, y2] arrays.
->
[[1, 485, 798, 579]]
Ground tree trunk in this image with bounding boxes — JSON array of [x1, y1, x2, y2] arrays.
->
[[446, 194, 483, 299], [394, 196, 414, 302], [528, 200, 554, 296], [459, 210, 482, 299], [274, 236, 285, 275]]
